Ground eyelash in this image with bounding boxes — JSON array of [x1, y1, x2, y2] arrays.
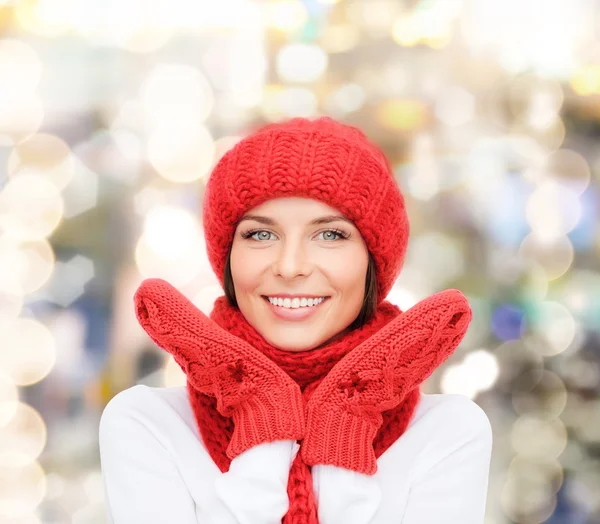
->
[[240, 228, 350, 242]]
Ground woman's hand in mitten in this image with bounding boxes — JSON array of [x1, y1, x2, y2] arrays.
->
[[301, 289, 472, 475], [134, 278, 305, 459]]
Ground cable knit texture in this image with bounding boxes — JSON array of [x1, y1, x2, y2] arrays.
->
[[202, 116, 410, 305], [134, 279, 472, 523], [135, 278, 306, 459], [302, 289, 472, 474]]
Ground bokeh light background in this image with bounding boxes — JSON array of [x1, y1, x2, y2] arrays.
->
[[0, 0, 599, 522]]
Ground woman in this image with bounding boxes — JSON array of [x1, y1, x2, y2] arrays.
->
[[99, 116, 493, 523]]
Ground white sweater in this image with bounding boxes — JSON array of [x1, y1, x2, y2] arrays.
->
[[99, 385, 493, 524]]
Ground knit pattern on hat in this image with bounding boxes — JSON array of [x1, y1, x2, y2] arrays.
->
[[202, 116, 409, 304]]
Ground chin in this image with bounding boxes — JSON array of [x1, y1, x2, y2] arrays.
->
[[264, 331, 329, 353]]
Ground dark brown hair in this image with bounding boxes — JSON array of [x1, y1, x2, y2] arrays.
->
[[223, 248, 378, 331]]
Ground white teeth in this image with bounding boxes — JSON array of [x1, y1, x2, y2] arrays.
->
[[267, 296, 325, 309]]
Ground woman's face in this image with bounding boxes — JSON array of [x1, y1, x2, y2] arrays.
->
[[229, 197, 369, 352]]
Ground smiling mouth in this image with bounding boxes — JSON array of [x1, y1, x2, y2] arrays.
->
[[261, 296, 330, 308], [261, 295, 330, 320]]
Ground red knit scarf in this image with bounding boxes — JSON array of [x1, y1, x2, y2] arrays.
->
[[187, 296, 421, 524]]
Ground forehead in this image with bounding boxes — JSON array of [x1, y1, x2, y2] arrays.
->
[[247, 197, 341, 216], [238, 197, 355, 228]]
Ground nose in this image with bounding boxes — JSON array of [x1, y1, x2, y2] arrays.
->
[[271, 241, 313, 280]]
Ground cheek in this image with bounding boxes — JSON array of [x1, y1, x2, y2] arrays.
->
[[319, 249, 369, 291], [230, 244, 266, 290]]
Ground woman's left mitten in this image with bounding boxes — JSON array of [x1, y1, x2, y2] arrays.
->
[[134, 278, 305, 459], [301, 289, 472, 475]]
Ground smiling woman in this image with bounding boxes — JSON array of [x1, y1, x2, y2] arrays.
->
[[100, 116, 492, 524]]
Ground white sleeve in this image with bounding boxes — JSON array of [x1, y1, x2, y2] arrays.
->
[[99, 388, 298, 524], [312, 464, 382, 524], [212, 440, 299, 524], [400, 401, 493, 524], [99, 390, 199, 523]]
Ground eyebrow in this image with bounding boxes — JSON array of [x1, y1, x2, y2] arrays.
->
[[238, 214, 354, 227]]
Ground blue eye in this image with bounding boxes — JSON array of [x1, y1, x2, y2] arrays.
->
[[240, 228, 350, 241]]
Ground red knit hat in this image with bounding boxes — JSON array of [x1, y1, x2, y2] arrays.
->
[[202, 116, 410, 303]]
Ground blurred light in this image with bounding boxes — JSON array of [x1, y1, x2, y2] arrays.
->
[[440, 349, 499, 398], [76, 129, 143, 186], [276, 43, 328, 84], [82, 470, 104, 503], [0, 371, 18, 428], [386, 286, 419, 312], [0, 93, 44, 147], [518, 117, 566, 152], [227, 34, 266, 110], [42, 255, 94, 307], [501, 474, 557, 524], [266, 0, 308, 32], [163, 356, 186, 387], [210, 135, 243, 176], [0, 39, 42, 100], [133, 186, 167, 217], [570, 64, 600, 95], [15, 0, 72, 38], [461, 0, 590, 77], [0, 39, 44, 145], [390, 267, 432, 309], [320, 24, 360, 53], [439, 363, 478, 399], [556, 270, 600, 330], [0, 514, 42, 524], [519, 234, 574, 281], [490, 303, 525, 341], [70, 0, 173, 52], [401, 133, 441, 201], [7, 133, 74, 191], [507, 76, 563, 130], [512, 415, 567, 459], [147, 122, 215, 183], [525, 182, 581, 243], [518, 262, 549, 302], [435, 86, 475, 127], [524, 148, 591, 196], [135, 233, 208, 288], [0, 175, 63, 241], [406, 232, 465, 287], [523, 301, 577, 357], [0, 275, 22, 330], [141, 64, 214, 129], [192, 284, 227, 316], [0, 402, 46, 467], [463, 350, 499, 390], [275, 87, 319, 118], [392, 10, 453, 48], [376, 99, 428, 131], [493, 340, 544, 394], [507, 456, 564, 505], [0, 318, 56, 386], [0, 460, 46, 518], [143, 206, 201, 261], [324, 83, 366, 116], [0, 237, 55, 295], [43, 472, 65, 501], [512, 370, 568, 419]]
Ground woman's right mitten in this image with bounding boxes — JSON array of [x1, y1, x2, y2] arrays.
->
[[134, 278, 306, 459]]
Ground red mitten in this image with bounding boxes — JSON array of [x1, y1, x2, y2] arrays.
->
[[301, 289, 472, 474], [134, 278, 305, 459]]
